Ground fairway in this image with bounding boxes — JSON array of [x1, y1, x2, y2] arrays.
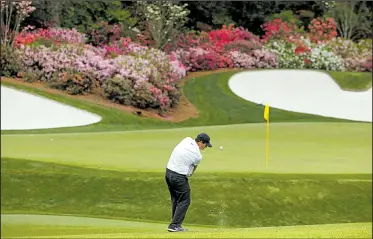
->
[[1, 214, 371, 238], [2, 122, 371, 174], [1, 69, 372, 239]]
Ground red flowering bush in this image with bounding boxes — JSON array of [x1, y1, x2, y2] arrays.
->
[[170, 31, 209, 51], [208, 24, 260, 52], [308, 17, 338, 43], [14, 26, 86, 47], [87, 21, 122, 46], [168, 24, 266, 72], [173, 47, 233, 72], [261, 19, 303, 43]]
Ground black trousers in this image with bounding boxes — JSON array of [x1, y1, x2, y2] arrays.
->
[[165, 168, 191, 228]]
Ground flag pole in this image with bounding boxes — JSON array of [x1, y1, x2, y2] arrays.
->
[[266, 117, 269, 168], [264, 104, 270, 168]]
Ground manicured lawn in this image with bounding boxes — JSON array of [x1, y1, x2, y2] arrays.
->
[[1, 69, 371, 238], [328, 71, 372, 91], [2, 214, 371, 238], [1, 158, 371, 231], [3, 70, 370, 135], [1, 122, 371, 173]]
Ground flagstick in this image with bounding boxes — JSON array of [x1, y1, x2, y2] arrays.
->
[[266, 118, 269, 168]]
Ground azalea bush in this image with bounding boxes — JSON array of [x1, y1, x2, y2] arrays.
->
[[356, 39, 372, 57], [308, 17, 338, 43], [264, 38, 345, 71], [86, 21, 122, 46], [15, 36, 186, 111], [261, 19, 303, 44], [229, 50, 278, 69], [14, 27, 86, 47], [48, 70, 97, 95], [305, 42, 345, 71], [0, 43, 23, 77], [207, 24, 261, 52], [343, 57, 372, 72], [264, 40, 309, 69], [0, 0, 36, 46], [325, 38, 360, 58], [172, 47, 233, 72], [224, 40, 262, 54]]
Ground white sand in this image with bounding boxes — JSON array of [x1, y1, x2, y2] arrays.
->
[[1, 86, 102, 130], [228, 70, 372, 122]]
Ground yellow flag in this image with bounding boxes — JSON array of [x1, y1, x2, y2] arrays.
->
[[264, 104, 270, 122], [264, 104, 270, 168]]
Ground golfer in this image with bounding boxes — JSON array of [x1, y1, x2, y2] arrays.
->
[[165, 133, 212, 232]]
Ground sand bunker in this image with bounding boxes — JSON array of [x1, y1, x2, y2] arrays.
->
[[1, 86, 102, 130], [228, 70, 372, 122]]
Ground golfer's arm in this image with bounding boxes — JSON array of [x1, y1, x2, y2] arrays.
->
[[193, 165, 198, 172]]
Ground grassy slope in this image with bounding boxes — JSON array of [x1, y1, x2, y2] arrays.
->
[[2, 216, 372, 238], [1, 70, 372, 238], [328, 71, 373, 91], [2, 122, 372, 173], [3, 70, 371, 135], [1, 158, 371, 230]]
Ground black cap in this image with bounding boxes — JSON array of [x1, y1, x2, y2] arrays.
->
[[196, 133, 212, 147]]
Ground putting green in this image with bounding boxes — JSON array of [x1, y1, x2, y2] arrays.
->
[[1, 122, 371, 174], [1, 214, 371, 238]]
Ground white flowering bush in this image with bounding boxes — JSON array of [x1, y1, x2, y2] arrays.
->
[[265, 38, 345, 71], [0, 0, 36, 46], [136, 1, 190, 49], [264, 40, 307, 69], [325, 38, 360, 58], [356, 39, 372, 58], [304, 39, 345, 71]]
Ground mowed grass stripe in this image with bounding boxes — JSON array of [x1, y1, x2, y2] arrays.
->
[[3, 222, 372, 238], [58, 222, 372, 239], [2, 158, 372, 230], [2, 122, 371, 174]]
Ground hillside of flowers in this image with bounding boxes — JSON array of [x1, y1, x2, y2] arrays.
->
[[1, 3, 372, 113]]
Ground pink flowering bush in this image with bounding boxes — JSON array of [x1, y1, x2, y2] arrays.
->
[[16, 37, 186, 111], [14, 27, 86, 47], [323, 38, 372, 72], [172, 47, 233, 72], [343, 57, 372, 72], [229, 50, 278, 69]]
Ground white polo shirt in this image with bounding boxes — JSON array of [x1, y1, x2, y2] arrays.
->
[[166, 137, 202, 176]]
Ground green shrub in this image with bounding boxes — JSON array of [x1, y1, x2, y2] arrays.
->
[[48, 70, 95, 95], [20, 69, 42, 83], [224, 40, 262, 54], [0, 43, 22, 77], [269, 10, 302, 27], [132, 81, 157, 109], [357, 38, 372, 56], [102, 75, 134, 105], [29, 37, 55, 48]]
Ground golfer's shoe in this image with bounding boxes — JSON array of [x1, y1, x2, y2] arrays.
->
[[167, 226, 188, 232]]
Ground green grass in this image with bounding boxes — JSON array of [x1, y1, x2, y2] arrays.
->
[[3, 70, 370, 135], [1, 214, 202, 237], [2, 214, 371, 238], [2, 122, 372, 173], [1, 158, 371, 230], [1, 69, 372, 238], [328, 71, 372, 91]]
